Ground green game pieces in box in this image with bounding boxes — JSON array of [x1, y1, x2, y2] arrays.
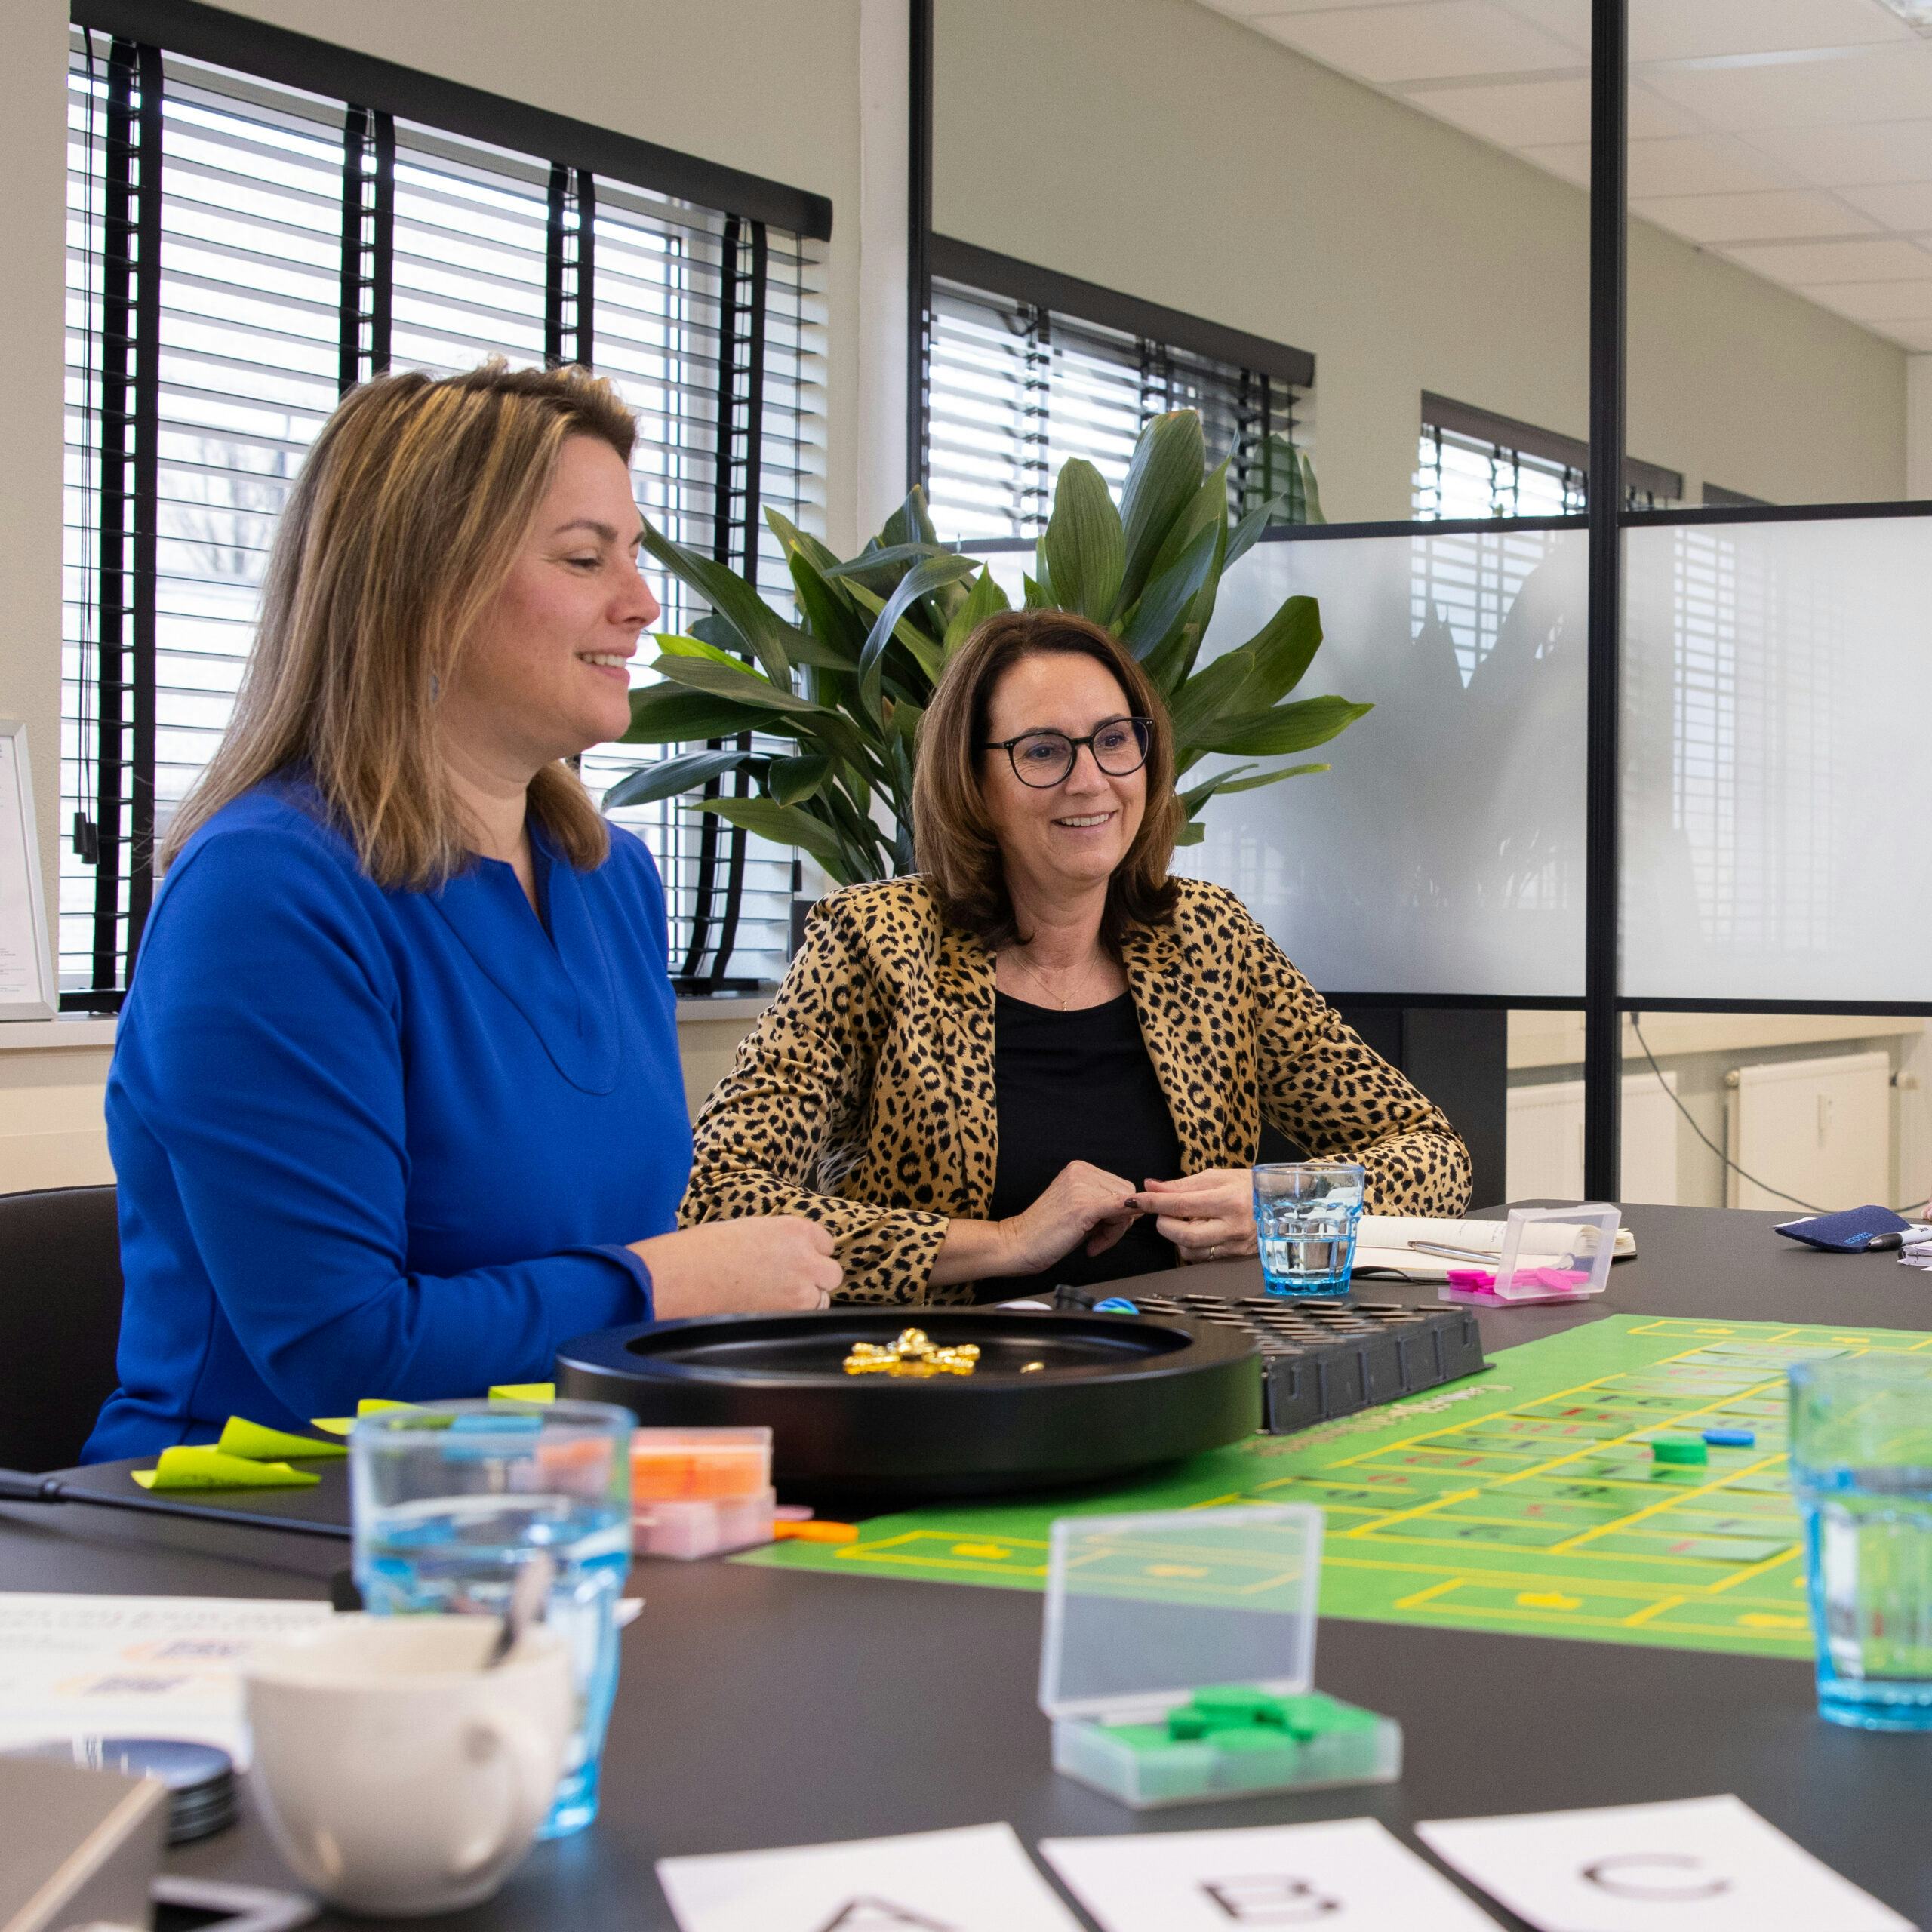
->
[[1038, 1505, 1401, 1809]]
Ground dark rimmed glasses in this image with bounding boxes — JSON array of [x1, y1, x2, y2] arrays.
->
[[980, 717, 1152, 789]]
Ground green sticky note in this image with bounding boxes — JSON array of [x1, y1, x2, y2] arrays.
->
[[217, 1417, 346, 1463], [133, 1447, 321, 1491], [309, 1417, 353, 1438], [488, 1383, 556, 1404]]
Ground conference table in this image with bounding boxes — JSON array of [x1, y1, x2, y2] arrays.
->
[[8, 1203, 1932, 1930]]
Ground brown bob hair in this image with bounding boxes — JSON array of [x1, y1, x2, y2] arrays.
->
[[912, 609, 1182, 952], [162, 360, 635, 888]]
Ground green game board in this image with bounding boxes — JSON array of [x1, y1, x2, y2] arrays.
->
[[738, 1312, 1932, 1659]]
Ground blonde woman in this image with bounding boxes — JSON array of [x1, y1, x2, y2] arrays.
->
[[683, 610, 1472, 1306], [86, 364, 836, 1461]]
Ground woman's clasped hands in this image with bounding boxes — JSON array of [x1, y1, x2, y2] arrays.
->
[[991, 1162, 1260, 1276]]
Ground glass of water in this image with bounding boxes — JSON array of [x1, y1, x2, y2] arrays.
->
[[351, 1399, 634, 1835], [1251, 1163, 1366, 1297], [1789, 1355, 1932, 1731]]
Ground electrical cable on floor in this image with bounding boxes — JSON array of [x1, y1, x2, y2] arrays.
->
[[1627, 1015, 1927, 1218]]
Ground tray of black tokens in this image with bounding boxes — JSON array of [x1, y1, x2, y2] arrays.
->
[[1053, 1288, 1487, 1434]]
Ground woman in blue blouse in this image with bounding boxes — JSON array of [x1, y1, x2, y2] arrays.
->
[[85, 362, 838, 1460]]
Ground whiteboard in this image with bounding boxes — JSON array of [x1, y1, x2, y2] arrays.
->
[[0, 721, 57, 1020]]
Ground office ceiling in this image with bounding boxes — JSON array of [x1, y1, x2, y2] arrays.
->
[[1197, 0, 1932, 352]]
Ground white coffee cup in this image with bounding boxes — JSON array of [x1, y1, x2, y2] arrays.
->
[[242, 1613, 571, 1917]]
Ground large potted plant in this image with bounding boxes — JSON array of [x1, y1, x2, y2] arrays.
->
[[608, 410, 1367, 886]]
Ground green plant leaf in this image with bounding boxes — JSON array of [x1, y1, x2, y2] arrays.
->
[[623, 681, 771, 743], [768, 752, 831, 806], [1174, 819, 1207, 846], [784, 549, 868, 666], [1119, 411, 1207, 611], [1186, 695, 1372, 758], [878, 486, 939, 551], [1121, 521, 1220, 662], [1146, 459, 1228, 587], [822, 543, 952, 589], [603, 747, 750, 809], [764, 506, 844, 576], [942, 565, 1011, 655], [690, 795, 851, 875], [653, 654, 829, 716], [1023, 571, 1048, 610], [639, 521, 799, 685], [1298, 451, 1325, 525], [1178, 760, 1327, 816], [1042, 458, 1125, 623], [840, 577, 946, 685], [1169, 645, 1265, 742], [1241, 594, 1324, 704], [857, 554, 978, 718]]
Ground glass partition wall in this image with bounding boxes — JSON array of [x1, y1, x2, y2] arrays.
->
[[928, 0, 1928, 1207]]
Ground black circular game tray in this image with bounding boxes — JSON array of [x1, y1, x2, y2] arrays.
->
[[555, 1309, 1261, 1500]]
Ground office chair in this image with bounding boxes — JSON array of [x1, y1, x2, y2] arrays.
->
[[0, 1184, 123, 1471]]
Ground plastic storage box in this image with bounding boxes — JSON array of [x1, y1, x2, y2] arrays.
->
[[631, 1426, 775, 1559], [1039, 1505, 1401, 1808], [1438, 1204, 1621, 1307]]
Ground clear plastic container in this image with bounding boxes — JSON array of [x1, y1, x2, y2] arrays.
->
[[632, 1487, 777, 1561], [1038, 1505, 1401, 1808], [1438, 1204, 1621, 1306], [629, 1426, 772, 1502]]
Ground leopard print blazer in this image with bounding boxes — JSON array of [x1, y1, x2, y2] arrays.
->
[[680, 875, 1472, 1305]]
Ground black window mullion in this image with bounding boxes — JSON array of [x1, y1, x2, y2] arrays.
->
[[543, 165, 596, 369], [336, 104, 393, 391]]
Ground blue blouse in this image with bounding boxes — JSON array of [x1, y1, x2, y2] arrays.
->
[[85, 779, 691, 1462]]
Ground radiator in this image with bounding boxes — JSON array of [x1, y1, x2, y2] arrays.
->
[[1506, 1072, 1681, 1205], [1724, 1050, 1891, 1212]]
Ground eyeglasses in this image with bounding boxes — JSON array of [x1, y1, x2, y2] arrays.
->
[[980, 718, 1152, 789]]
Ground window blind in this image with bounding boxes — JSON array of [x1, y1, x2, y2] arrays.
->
[[923, 238, 1313, 543], [63, 23, 824, 1007], [1413, 393, 1682, 521]]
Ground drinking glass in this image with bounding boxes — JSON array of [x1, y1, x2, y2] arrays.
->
[[1251, 1164, 1365, 1297], [1789, 1356, 1932, 1731], [350, 1399, 634, 1835]]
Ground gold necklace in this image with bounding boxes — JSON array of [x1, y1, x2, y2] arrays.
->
[[1002, 947, 1095, 1011]]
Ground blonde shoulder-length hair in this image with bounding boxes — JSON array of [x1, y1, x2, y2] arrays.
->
[[162, 359, 636, 889]]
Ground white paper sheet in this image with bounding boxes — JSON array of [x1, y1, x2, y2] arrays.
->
[[1418, 1794, 1912, 1932], [0, 1594, 332, 1766], [657, 1823, 1082, 1932], [1040, 1817, 1500, 1930]]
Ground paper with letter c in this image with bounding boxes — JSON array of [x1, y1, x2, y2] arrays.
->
[[1040, 1818, 1498, 1930], [1417, 1795, 1911, 1932], [656, 1823, 1081, 1932]]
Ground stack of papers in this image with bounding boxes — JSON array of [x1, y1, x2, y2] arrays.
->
[[1355, 1214, 1638, 1282]]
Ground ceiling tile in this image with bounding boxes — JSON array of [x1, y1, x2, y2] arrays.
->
[[1257, 0, 1583, 85], [1724, 236, 1932, 281], [1490, 0, 1591, 53], [1235, 0, 1421, 11], [1623, 135, 1797, 197], [1629, 0, 1915, 64], [1739, 118, 1932, 188], [1632, 189, 1876, 243], [1838, 180, 1932, 230], [1884, 318, 1932, 349], [1417, 74, 1687, 146], [1799, 278, 1932, 321], [1644, 44, 1932, 133]]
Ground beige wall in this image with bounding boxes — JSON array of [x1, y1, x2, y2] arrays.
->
[[933, 0, 1907, 520]]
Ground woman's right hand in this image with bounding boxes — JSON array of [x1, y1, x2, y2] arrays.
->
[[997, 1161, 1140, 1276], [631, 1216, 841, 1319]]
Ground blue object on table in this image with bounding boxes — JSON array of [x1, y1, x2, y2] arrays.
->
[[352, 1398, 635, 1836], [1091, 1297, 1140, 1314], [1252, 1164, 1365, 1297], [1703, 1429, 1755, 1447], [1773, 1206, 1912, 1253]]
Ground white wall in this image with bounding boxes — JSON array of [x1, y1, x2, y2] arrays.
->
[[1911, 356, 1932, 502], [933, 0, 1908, 520]]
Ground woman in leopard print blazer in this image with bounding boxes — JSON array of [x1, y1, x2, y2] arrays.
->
[[682, 611, 1472, 1305]]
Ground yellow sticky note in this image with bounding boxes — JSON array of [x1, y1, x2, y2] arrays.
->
[[488, 1383, 555, 1404], [217, 1417, 347, 1463], [133, 1447, 321, 1491]]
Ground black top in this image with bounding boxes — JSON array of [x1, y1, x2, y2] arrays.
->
[[983, 990, 1184, 1303]]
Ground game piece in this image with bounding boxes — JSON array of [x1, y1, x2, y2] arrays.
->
[[771, 1520, 858, 1543], [635, 1487, 777, 1561], [488, 1382, 555, 1404], [1652, 1436, 1709, 1466], [1093, 1297, 1140, 1314], [774, 1503, 814, 1521], [1703, 1428, 1755, 1447], [632, 1426, 772, 1501], [842, 1328, 980, 1377], [1439, 1205, 1621, 1308], [1022, 1361, 1045, 1372]]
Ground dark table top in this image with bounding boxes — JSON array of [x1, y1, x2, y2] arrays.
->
[[11, 1203, 1932, 1930]]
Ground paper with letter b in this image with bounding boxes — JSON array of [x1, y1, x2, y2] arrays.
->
[[656, 1823, 1081, 1932], [1418, 1795, 1911, 1932], [1040, 1818, 1497, 1930]]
